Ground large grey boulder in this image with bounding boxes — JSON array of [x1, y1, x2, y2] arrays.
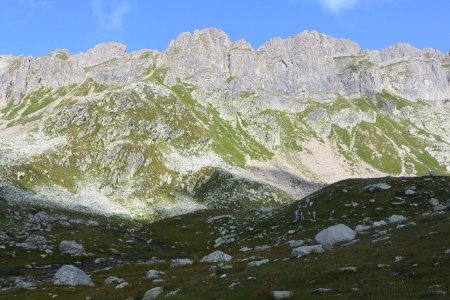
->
[[315, 224, 356, 248], [200, 250, 232, 263], [53, 265, 94, 286], [142, 286, 163, 300]]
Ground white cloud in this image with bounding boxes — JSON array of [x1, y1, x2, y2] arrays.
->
[[91, 0, 131, 33], [316, 0, 359, 12]]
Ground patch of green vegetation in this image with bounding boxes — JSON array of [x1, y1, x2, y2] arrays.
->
[[239, 91, 255, 99]]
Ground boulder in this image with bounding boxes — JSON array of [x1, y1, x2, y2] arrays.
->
[[355, 225, 371, 232], [142, 286, 163, 300], [146, 270, 165, 279], [248, 259, 270, 267], [428, 198, 440, 206], [363, 183, 391, 192], [315, 224, 356, 248], [104, 276, 125, 285], [386, 215, 407, 224], [271, 291, 294, 299], [200, 250, 232, 263], [59, 240, 86, 256], [291, 245, 324, 257], [170, 258, 193, 268], [287, 240, 304, 248], [23, 234, 48, 250], [53, 265, 94, 286]]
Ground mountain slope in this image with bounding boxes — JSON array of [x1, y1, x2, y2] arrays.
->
[[0, 29, 449, 218]]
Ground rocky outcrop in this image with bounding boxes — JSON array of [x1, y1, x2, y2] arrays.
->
[[1, 29, 449, 110]]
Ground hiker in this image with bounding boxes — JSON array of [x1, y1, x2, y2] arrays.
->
[[312, 210, 316, 220]]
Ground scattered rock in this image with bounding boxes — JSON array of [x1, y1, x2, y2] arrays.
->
[[248, 259, 269, 267], [313, 288, 333, 294], [147, 270, 166, 279], [444, 249, 450, 255], [207, 215, 235, 224], [315, 224, 356, 248], [291, 245, 324, 257], [142, 287, 163, 300], [104, 276, 125, 285], [271, 290, 294, 299], [372, 220, 387, 227], [170, 258, 193, 268], [338, 267, 358, 272], [363, 183, 391, 192], [22, 234, 48, 250], [53, 265, 94, 287], [115, 282, 129, 289], [428, 198, 440, 207], [287, 240, 304, 248], [386, 215, 407, 224], [355, 225, 371, 232], [59, 240, 86, 256], [404, 189, 415, 195], [200, 250, 232, 263]]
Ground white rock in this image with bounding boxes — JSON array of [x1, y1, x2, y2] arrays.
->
[[287, 240, 304, 248], [53, 265, 94, 286], [170, 258, 193, 268], [115, 282, 129, 289], [355, 225, 371, 232], [142, 287, 163, 300], [372, 220, 387, 227], [386, 215, 407, 224], [271, 290, 294, 299], [147, 270, 166, 279], [59, 240, 86, 256], [428, 198, 440, 206], [363, 183, 391, 192], [404, 189, 415, 195], [247, 259, 269, 267], [291, 245, 324, 257], [315, 224, 356, 248], [104, 276, 125, 285], [200, 250, 232, 263]]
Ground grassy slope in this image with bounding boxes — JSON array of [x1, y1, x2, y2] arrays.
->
[[1, 176, 449, 299]]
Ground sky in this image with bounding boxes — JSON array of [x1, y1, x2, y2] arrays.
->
[[0, 0, 449, 57]]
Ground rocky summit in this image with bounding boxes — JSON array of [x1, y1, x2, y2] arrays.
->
[[0, 28, 449, 220]]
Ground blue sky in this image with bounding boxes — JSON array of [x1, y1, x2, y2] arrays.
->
[[0, 0, 449, 56]]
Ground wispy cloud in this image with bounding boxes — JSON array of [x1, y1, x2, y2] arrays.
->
[[292, 0, 388, 13], [91, 0, 131, 34]]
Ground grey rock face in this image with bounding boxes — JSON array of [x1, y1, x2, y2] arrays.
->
[[200, 250, 232, 263], [53, 265, 94, 286], [315, 224, 356, 248], [1, 28, 449, 112]]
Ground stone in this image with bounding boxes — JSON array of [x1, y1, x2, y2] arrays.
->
[[59, 240, 86, 256], [313, 288, 333, 294], [200, 250, 232, 263], [271, 291, 294, 299], [445, 249, 450, 255], [142, 287, 163, 300], [170, 258, 193, 268], [115, 282, 129, 289], [103, 276, 125, 285], [291, 245, 324, 257], [147, 270, 166, 279], [247, 259, 270, 267], [386, 215, 407, 224], [22, 234, 48, 250], [363, 183, 391, 192], [287, 240, 304, 248], [315, 224, 356, 248], [428, 198, 440, 206], [53, 265, 94, 286], [404, 189, 416, 195], [372, 220, 387, 227], [355, 225, 371, 232]]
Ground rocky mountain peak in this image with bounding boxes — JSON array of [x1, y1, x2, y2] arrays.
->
[[70, 42, 127, 68]]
